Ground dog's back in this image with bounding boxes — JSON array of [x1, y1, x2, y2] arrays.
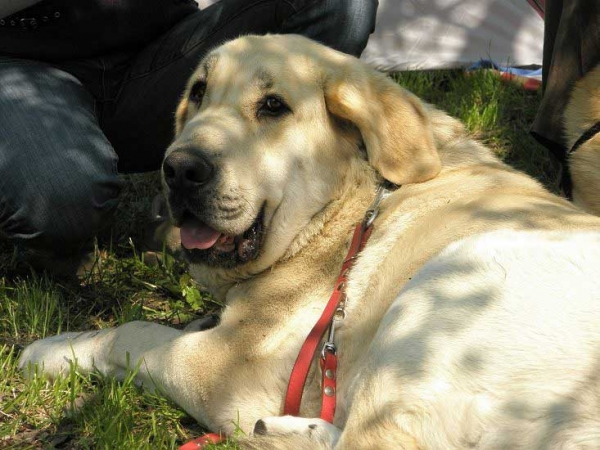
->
[[338, 229, 600, 449]]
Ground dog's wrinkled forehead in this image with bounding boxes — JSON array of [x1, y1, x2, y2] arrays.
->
[[201, 55, 279, 94], [194, 35, 334, 93]]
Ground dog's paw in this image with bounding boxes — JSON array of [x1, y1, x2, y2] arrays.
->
[[19, 330, 111, 379], [253, 416, 341, 447]]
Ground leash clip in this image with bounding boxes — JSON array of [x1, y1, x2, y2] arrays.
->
[[321, 318, 339, 360], [362, 186, 385, 229]]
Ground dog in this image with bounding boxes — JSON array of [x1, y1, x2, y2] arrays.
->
[[20, 35, 600, 449], [564, 65, 600, 216]]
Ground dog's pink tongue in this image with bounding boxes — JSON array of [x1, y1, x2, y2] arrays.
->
[[180, 218, 221, 250]]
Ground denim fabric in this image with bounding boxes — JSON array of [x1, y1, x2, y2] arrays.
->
[[0, 59, 122, 254], [0, 0, 378, 254], [100, 0, 379, 172]]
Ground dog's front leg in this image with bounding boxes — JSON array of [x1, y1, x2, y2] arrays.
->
[[19, 321, 184, 387], [19, 320, 283, 432], [19, 322, 217, 426], [19, 322, 216, 426]]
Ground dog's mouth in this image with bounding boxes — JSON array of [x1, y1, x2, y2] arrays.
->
[[178, 206, 265, 268]]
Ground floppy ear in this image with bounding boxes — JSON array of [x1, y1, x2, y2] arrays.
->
[[174, 96, 190, 137], [324, 60, 441, 185]]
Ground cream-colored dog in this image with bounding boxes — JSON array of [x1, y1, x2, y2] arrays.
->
[[20, 35, 600, 449], [564, 65, 600, 216]]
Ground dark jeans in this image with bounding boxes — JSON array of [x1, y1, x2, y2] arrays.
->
[[0, 0, 378, 255]]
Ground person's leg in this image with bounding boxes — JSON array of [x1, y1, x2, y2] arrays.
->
[[101, 0, 379, 172], [0, 58, 123, 261], [280, 0, 378, 57]]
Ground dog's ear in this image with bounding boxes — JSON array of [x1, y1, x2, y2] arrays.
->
[[174, 96, 190, 137], [324, 60, 441, 185]]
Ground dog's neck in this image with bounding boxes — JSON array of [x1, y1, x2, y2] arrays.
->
[[282, 171, 379, 263]]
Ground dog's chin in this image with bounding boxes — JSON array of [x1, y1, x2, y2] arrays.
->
[[178, 207, 265, 268]]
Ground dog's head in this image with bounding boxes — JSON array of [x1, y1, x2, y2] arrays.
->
[[163, 34, 440, 273]]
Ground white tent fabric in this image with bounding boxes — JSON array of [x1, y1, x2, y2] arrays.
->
[[196, 0, 544, 71], [364, 0, 544, 71]]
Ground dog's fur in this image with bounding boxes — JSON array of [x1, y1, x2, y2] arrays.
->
[[564, 65, 600, 216], [20, 35, 600, 449]]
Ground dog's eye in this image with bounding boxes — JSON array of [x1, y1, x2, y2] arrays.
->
[[258, 95, 290, 118], [265, 97, 282, 111], [189, 81, 206, 105]]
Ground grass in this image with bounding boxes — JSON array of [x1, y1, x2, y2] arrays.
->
[[0, 69, 557, 449]]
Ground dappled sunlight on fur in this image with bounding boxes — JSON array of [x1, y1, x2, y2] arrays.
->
[[19, 35, 600, 449]]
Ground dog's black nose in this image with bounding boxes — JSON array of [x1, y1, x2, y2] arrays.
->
[[163, 147, 214, 190]]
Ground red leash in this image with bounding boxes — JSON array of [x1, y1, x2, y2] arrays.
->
[[284, 187, 384, 422], [283, 222, 373, 421], [179, 433, 223, 449], [179, 187, 385, 448]]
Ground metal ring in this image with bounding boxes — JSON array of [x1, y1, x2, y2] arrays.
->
[[321, 342, 337, 359], [334, 308, 346, 321]]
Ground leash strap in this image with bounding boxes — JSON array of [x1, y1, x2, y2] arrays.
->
[[283, 222, 373, 419], [319, 342, 339, 422], [284, 187, 384, 420], [179, 432, 223, 449]]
